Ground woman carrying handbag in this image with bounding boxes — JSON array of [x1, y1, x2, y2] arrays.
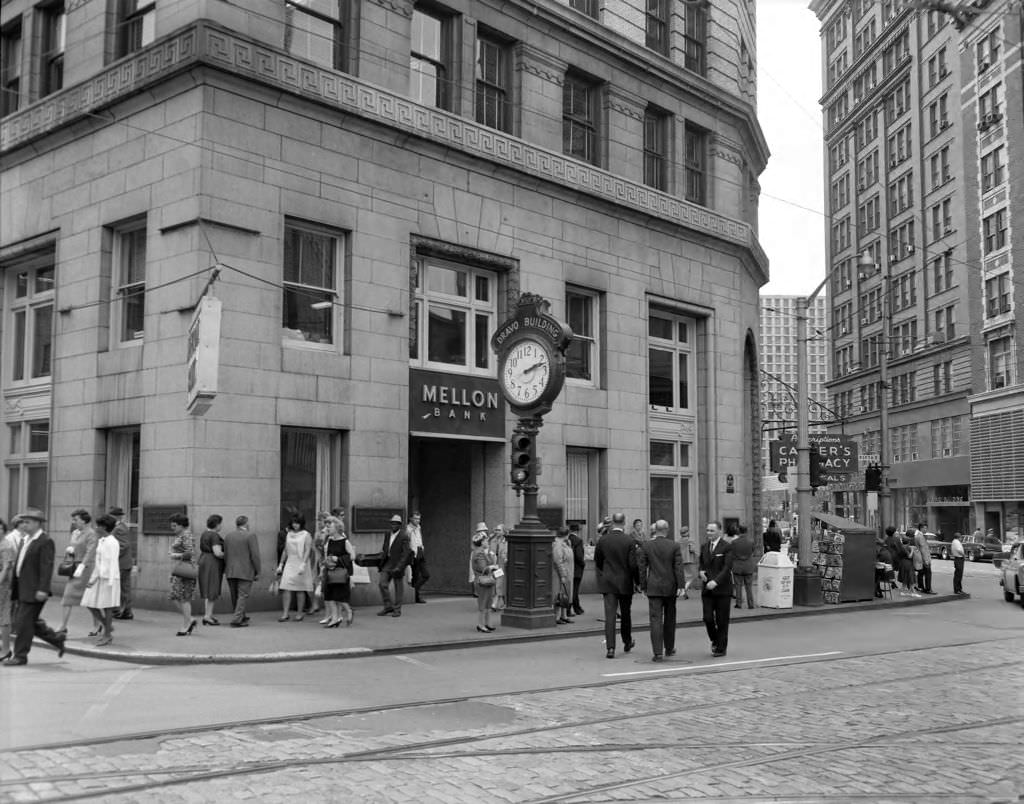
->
[[320, 515, 355, 627], [471, 525, 498, 633], [168, 513, 198, 635]]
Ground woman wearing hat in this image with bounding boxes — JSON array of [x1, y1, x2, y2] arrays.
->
[[470, 523, 498, 633]]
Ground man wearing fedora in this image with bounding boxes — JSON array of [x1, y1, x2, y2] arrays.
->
[[6, 508, 66, 666], [110, 506, 135, 620], [376, 514, 412, 617]]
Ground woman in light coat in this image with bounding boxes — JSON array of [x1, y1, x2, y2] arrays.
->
[[489, 524, 509, 611], [471, 529, 497, 633], [552, 526, 574, 624], [81, 515, 122, 646], [59, 509, 98, 635]]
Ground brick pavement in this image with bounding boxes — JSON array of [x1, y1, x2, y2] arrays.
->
[[1, 637, 1021, 802]]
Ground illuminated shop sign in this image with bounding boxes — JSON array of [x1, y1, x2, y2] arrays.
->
[[409, 369, 506, 441]]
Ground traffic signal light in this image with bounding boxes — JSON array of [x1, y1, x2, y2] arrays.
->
[[809, 450, 825, 488], [865, 462, 882, 491], [510, 432, 533, 487]]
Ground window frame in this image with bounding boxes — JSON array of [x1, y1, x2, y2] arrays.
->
[[648, 309, 695, 415], [39, 1, 66, 97], [116, 0, 156, 59], [683, 123, 707, 205], [474, 28, 512, 133], [111, 218, 147, 346], [683, 2, 707, 74], [983, 208, 1008, 255], [4, 419, 49, 523], [4, 248, 55, 385], [562, 71, 600, 166], [283, 0, 348, 71], [410, 4, 454, 111], [568, 0, 598, 19], [565, 287, 600, 387], [988, 336, 1012, 389], [282, 219, 343, 350], [643, 105, 670, 191], [645, 0, 669, 55], [1, 19, 22, 117]]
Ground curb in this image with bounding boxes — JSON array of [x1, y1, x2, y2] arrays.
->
[[53, 592, 965, 666]]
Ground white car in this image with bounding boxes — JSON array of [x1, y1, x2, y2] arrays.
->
[[999, 541, 1024, 606]]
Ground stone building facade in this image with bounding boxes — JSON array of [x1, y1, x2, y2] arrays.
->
[[0, 0, 767, 607]]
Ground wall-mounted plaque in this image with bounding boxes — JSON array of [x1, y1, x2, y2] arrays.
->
[[142, 505, 188, 535], [352, 506, 404, 533]]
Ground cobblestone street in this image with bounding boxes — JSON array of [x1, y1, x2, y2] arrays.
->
[[2, 633, 1021, 803]]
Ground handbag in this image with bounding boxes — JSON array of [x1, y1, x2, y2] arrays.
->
[[475, 571, 495, 587], [57, 558, 78, 577], [171, 561, 198, 580], [555, 590, 569, 608], [326, 567, 349, 584]]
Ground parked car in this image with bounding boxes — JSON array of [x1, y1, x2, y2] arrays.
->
[[998, 542, 1024, 605], [925, 533, 953, 559], [961, 533, 1004, 562]]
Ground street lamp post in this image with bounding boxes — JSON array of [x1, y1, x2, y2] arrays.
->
[[859, 250, 892, 535]]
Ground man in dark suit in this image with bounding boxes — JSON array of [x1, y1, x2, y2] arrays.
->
[[568, 523, 586, 615], [594, 512, 638, 658], [5, 508, 65, 666], [638, 519, 685, 662], [110, 506, 135, 620], [223, 515, 262, 627], [699, 521, 735, 658], [377, 514, 412, 617], [730, 526, 756, 610]]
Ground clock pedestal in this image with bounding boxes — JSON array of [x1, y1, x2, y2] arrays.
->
[[501, 416, 557, 629]]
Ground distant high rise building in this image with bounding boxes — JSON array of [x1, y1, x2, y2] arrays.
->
[[759, 295, 831, 478]]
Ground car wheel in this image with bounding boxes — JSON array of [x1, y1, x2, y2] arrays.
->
[[940, 547, 948, 560]]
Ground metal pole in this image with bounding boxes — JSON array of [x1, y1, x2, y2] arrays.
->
[[878, 263, 892, 535]]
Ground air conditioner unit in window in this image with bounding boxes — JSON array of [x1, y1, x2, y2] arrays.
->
[[861, 316, 870, 325], [977, 121, 990, 132], [844, 278, 852, 288], [979, 60, 990, 72], [939, 120, 949, 130], [893, 454, 902, 462], [889, 157, 898, 167], [939, 67, 949, 78], [911, 451, 919, 460], [942, 448, 952, 456], [907, 245, 915, 254], [944, 226, 953, 235], [889, 254, 898, 263]]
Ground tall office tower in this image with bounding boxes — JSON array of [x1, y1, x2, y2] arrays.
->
[[810, 0, 978, 535], [758, 294, 830, 476], [0, 1, 768, 607]]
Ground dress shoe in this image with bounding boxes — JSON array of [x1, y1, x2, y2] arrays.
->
[[56, 634, 66, 658], [712, 649, 727, 658], [573, 606, 584, 615], [202, 618, 220, 626], [88, 627, 104, 637], [230, 621, 249, 628], [666, 648, 676, 656], [318, 616, 331, 624], [605, 649, 615, 659], [623, 639, 636, 653], [391, 611, 402, 617], [484, 625, 496, 632], [95, 635, 113, 647], [114, 612, 134, 620], [376, 608, 394, 616], [278, 615, 290, 622], [3, 657, 27, 666], [416, 596, 427, 604], [652, 655, 664, 663], [476, 625, 490, 633]]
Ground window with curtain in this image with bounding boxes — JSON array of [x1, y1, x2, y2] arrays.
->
[[566, 447, 601, 545], [5, 420, 49, 523], [283, 220, 342, 346], [105, 427, 140, 522], [281, 427, 343, 527], [116, 0, 156, 58], [5, 248, 55, 384]]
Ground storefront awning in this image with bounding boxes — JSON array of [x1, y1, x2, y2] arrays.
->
[[812, 511, 875, 534]]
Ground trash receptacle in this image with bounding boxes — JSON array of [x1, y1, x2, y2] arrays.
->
[[757, 551, 794, 609]]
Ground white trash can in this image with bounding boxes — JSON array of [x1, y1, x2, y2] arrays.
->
[[757, 551, 794, 609]]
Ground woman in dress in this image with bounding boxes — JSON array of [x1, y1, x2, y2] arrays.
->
[[552, 525, 574, 624], [321, 515, 355, 628], [277, 514, 313, 621], [59, 509, 98, 635], [489, 523, 509, 612], [168, 513, 198, 635], [679, 525, 698, 599], [80, 515, 121, 646], [0, 518, 16, 661], [198, 514, 225, 626], [471, 527, 497, 633]]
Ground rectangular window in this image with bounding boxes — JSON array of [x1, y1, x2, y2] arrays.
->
[[5, 249, 55, 383], [283, 221, 341, 346], [568, 0, 598, 18], [410, 5, 452, 110], [563, 72, 599, 165], [648, 311, 694, 412], [989, 336, 1012, 389], [933, 305, 955, 341], [566, 447, 601, 543], [985, 272, 1011, 318], [1, 20, 22, 117], [117, 0, 156, 58], [40, 2, 66, 96], [932, 362, 952, 396], [284, 0, 346, 70], [412, 256, 496, 373], [649, 440, 693, 535], [5, 420, 49, 521], [113, 220, 147, 343], [646, 0, 669, 54], [932, 251, 953, 293], [981, 146, 1004, 192], [977, 27, 999, 71], [979, 83, 1002, 120], [643, 106, 669, 191], [683, 3, 707, 74], [684, 124, 706, 205], [566, 288, 599, 384], [983, 208, 1008, 254], [475, 31, 511, 133], [105, 427, 140, 524], [281, 428, 343, 526]]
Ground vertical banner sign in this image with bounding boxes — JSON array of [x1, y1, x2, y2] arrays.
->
[[187, 297, 222, 415]]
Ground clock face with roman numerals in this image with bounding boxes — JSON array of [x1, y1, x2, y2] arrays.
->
[[499, 338, 553, 406]]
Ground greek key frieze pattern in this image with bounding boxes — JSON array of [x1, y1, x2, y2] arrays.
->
[[1, 23, 762, 262]]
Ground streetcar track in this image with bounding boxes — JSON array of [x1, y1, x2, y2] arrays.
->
[[2, 643, 1020, 803], [6, 633, 1018, 756]]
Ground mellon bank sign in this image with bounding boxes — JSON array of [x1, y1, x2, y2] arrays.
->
[[409, 369, 506, 441]]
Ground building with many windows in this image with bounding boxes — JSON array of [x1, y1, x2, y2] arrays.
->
[[0, 0, 767, 607]]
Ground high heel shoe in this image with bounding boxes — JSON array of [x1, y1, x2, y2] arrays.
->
[[318, 616, 331, 625], [327, 619, 342, 628], [88, 627, 105, 637], [202, 618, 220, 626], [186, 619, 197, 635], [476, 625, 490, 633], [0, 651, 11, 662], [278, 615, 290, 622]]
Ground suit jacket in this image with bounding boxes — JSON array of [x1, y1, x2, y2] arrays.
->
[[638, 536, 685, 597], [223, 528, 262, 581], [380, 529, 413, 577], [113, 521, 133, 571], [12, 529, 55, 603], [730, 534, 756, 574], [699, 538, 734, 596], [594, 528, 637, 596], [568, 532, 585, 577]]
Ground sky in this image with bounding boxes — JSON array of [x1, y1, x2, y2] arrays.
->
[[757, 0, 827, 295]]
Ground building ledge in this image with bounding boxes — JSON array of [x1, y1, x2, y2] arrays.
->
[[0, 21, 768, 282]]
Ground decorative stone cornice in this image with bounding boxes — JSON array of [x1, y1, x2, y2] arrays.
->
[[711, 133, 746, 167], [0, 22, 767, 276], [604, 86, 645, 121], [516, 43, 568, 86], [364, 0, 414, 17]]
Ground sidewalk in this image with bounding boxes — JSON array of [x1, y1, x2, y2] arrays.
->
[[45, 587, 963, 665]]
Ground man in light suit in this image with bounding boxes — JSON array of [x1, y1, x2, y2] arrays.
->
[[699, 521, 735, 658], [5, 508, 66, 666], [377, 514, 413, 617], [223, 515, 262, 627], [594, 512, 638, 659], [638, 519, 686, 662]]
